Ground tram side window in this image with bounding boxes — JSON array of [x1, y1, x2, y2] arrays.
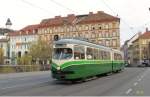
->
[[106, 51, 111, 60], [99, 49, 103, 60], [101, 51, 110, 60], [93, 49, 99, 59], [114, 53, 122, 60], [74, 45, 85, 60], [86, 47, 93, 60]]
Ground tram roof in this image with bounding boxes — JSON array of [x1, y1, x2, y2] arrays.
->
[[54, 38, 112, 51]]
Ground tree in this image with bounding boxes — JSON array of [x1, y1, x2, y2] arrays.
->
[[17, 54, 32, 65], [29, 39, 52, 65], [0, 48, 4, 65]]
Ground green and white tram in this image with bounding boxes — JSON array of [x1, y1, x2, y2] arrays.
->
[[51, 38, 124, 81]]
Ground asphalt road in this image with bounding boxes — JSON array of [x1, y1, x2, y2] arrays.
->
[[0, 67, 149, 96]]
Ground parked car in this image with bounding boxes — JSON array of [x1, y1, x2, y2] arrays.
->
[[138, 60, 150, 67]]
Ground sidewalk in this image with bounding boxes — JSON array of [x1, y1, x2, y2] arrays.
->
[[0, 71, 50, 80]]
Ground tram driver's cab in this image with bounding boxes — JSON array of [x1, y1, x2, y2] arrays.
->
[[53, 48, 73, 60]]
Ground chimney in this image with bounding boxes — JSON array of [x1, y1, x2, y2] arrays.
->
[[67, 14, 75, 17], [146, 27, 149, 32], [89, 12, 93, 15], [55, 16, 61, 19], [97, 11, 104, 14]]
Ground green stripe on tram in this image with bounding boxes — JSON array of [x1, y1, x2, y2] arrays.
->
[[60, 60, 112, 69]]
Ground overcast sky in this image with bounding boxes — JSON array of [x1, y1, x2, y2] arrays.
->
[[0, 0, 150, 45]]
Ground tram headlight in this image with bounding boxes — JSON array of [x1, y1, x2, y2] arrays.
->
[[57, 66, 60, 70]]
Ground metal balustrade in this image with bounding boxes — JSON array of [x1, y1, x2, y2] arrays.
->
[[0, 65, 51, 73]]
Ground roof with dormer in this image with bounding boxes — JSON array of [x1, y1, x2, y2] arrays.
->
[[0, 28, 14, 35], [139, 31, 150, 39], [39, 11, 120, 28], [8, 24, 39, 36], [8, 11, 120, 36]]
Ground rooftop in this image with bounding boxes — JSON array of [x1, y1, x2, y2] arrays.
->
[[40, 11, 119, 28], [8, 24, 39, 36], [139, 31, 150, 39], [0, 28, 14, 35]]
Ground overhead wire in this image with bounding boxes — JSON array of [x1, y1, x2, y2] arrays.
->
[[20, 0, 135, 33], [21, 0, 56, 14], [101, 0, 135, 34], [48, 0, 77, 13]]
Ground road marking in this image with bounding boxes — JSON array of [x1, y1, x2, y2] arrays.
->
[[0, 81, 49, 90], [138, 78, 142, 81], [126, 88, 132, 94], [140, 76, 143, 78], [134, 82, 138, 86], [136, 90, 144, 95]]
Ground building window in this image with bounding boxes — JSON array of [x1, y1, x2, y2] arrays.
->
[[98, 24, 102, 30], [112, 40, 117, 47], [105, 24, 109, 29], [92, 27, 95, 30], [12, 51, 15, 58], [70, 26, 73, 32], [72, 27, 76, 32], [72, 33, 75, 37], [59, 28, 63, 32], [85, 25, 89, 30], [92, 33, 95, 38], [106, 40, 110, 47], [142, 40, 146, 44], [25, 38, 26, 42], [57, 27, 60, 32], [113, 32, 116, 37], [49, 28, 52, 33], [25, 51, 28, 55], [78, 26, 82, 31], [112, 23, 116, 28], [109, 32, 112, 37], [44, 29, 47, 34], [53, 27, 56, 32], [85, 33, 89, 38], [109, 23, 112, 29], [18, 51, 21, 58], [99, 40, 102, 45], [67, 27, 70, 32], [106, 32, 109, 37], [98, 31, 102, 37], [102, 31, 105, 37], [102, 40, 105, 46]]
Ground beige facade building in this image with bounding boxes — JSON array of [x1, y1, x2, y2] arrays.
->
[[8, 24, 39, 65], [131, 29, 150, 66], [122, 32, 141, 66], [38, 11, 120, 50]]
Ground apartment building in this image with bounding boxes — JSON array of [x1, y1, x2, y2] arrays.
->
[[8, 24, 39, 64], [132, 28, 150, 66], [0, 38, 9, 64], [38, 11, 120, 50], [122, 32, 141, 66]]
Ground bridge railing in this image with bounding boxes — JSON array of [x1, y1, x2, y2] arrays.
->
[[0, 65, 51, 73]]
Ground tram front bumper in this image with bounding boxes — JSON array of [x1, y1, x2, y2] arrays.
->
[[52, 70, 74, 80]]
